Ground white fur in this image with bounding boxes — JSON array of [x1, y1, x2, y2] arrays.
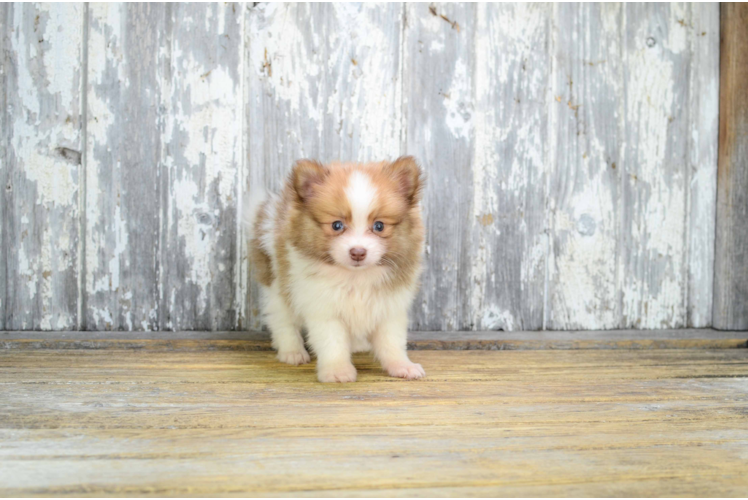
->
[[347, 171, 376, 231], [263, 279, 309, 365], [242, 187, 268, 242], [280, 245, 422, 382]]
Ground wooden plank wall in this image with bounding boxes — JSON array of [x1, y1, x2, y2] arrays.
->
[[714, 3, 748, 330], [0, 3, 723, 332], [2, 4, 85, 330]]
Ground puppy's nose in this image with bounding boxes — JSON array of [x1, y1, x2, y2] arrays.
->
[[349, 247, 367, 262]]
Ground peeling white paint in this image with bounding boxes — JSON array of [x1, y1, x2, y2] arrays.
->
[[621, 5, 689, 329], [11, 5, 80, 208], [160, 3, 243, 329], [249, 3, 401, 164], [665, 3, 689, 55], [481, 306, 515, 332], [470, 4, 499, 330], [86, 3, 132, 330], [42, 5, 81, 108], [250, 4, 320, 120], [468, 4, 550, 331], [5, 3, 722, 331], [443, 59, 472, 141], [686, 3, 719, 327], [6, 3, 83, 330], [170, 177, 213, 312]]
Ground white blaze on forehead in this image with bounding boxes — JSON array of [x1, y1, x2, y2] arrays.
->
[[345, 171, 377, 233]]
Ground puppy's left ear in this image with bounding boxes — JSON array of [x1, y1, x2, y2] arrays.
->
[[385, 156, 423, 205]]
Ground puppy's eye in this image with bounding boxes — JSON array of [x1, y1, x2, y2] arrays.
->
[[332, 221, 344, 232], [373, 221, 384, 232]]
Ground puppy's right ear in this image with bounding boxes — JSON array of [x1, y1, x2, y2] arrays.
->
[[291, 159, 327, 201]]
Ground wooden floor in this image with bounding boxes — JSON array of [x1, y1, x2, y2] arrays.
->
[[2, 338, 748, 497]]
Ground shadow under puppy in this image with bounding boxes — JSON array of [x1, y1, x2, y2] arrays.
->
[[245, 157, 425, 383]]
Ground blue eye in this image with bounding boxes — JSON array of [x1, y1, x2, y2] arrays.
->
[[332, 221, 344, 231], [373, 221, 384, 232]]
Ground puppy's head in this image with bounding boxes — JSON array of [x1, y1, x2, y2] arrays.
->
[[289, 157, 423, 272]]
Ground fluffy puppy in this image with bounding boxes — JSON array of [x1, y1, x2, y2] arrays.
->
[[245, 157, 425, 383]]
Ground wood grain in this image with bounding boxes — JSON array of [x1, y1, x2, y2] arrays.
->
[[470, 3, 549, 331], [3, 4, 84, 330], [1, 346, 747, 496], [714, 3, 748, 330], [547, 3, 622, 330], [85, 3, 166, 330], [160, 3, 243, 330], [0, 3, 8, 330], [621, 4, 692, 329], [404, 3, 476, 330], [687, 4, 719, 327]]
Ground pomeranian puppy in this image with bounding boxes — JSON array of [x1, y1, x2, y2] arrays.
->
[[245, 156, 425, 383]]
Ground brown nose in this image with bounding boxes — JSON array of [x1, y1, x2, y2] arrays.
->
[[349, 247, 367, 262]]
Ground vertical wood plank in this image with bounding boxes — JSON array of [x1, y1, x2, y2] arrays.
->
[[713, 3, 748, 330], [470, 3, 550, 331], [4, 3, 83, 329], [161, 3, 243, 330], [85, 4, 165, 330], [546, 4, 622, 330], [0, 3, 8, 329], [687, 4, 719, 327], [403, 3, 475, 330], [620, 3, 691, 329], [243, 3, 403, 329]]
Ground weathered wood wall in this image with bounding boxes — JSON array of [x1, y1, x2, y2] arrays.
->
[[0, 3, 722, 331], [714, 3, 748, 331]]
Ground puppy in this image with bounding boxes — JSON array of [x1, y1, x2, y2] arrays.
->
[[245, 157, 425, 383]]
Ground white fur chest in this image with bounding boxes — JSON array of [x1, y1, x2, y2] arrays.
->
[[285, 247, 414, 338]]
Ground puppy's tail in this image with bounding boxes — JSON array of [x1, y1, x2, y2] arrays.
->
[[242, 187, 269, 241]]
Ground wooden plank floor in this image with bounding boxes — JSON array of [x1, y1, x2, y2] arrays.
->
[[1, 341, 748, 496]]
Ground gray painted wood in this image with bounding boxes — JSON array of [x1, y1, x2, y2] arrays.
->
[[714, 3, 748, 330], [547, 3, 623, 330], [0, 2, 728, 332], [243, 3, 404, 329], [4, 4, 84, 330], [85, 3, 166, 331], [687, 4, 719, 328], [620, 3, 692, 329], [0, 3, 8, 330], [160, 3, 243, 330], [548, 3, 719, 330], [404, 3, 476, 331], [469, 3, 550, 331]]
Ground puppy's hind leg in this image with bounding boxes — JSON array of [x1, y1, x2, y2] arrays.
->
[[263, 285, 310, 365]]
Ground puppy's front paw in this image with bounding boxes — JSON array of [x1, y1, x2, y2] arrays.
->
[[317, 362, 357, 383], [277, 349, 311, 366], [386, 361, 425, 380]]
